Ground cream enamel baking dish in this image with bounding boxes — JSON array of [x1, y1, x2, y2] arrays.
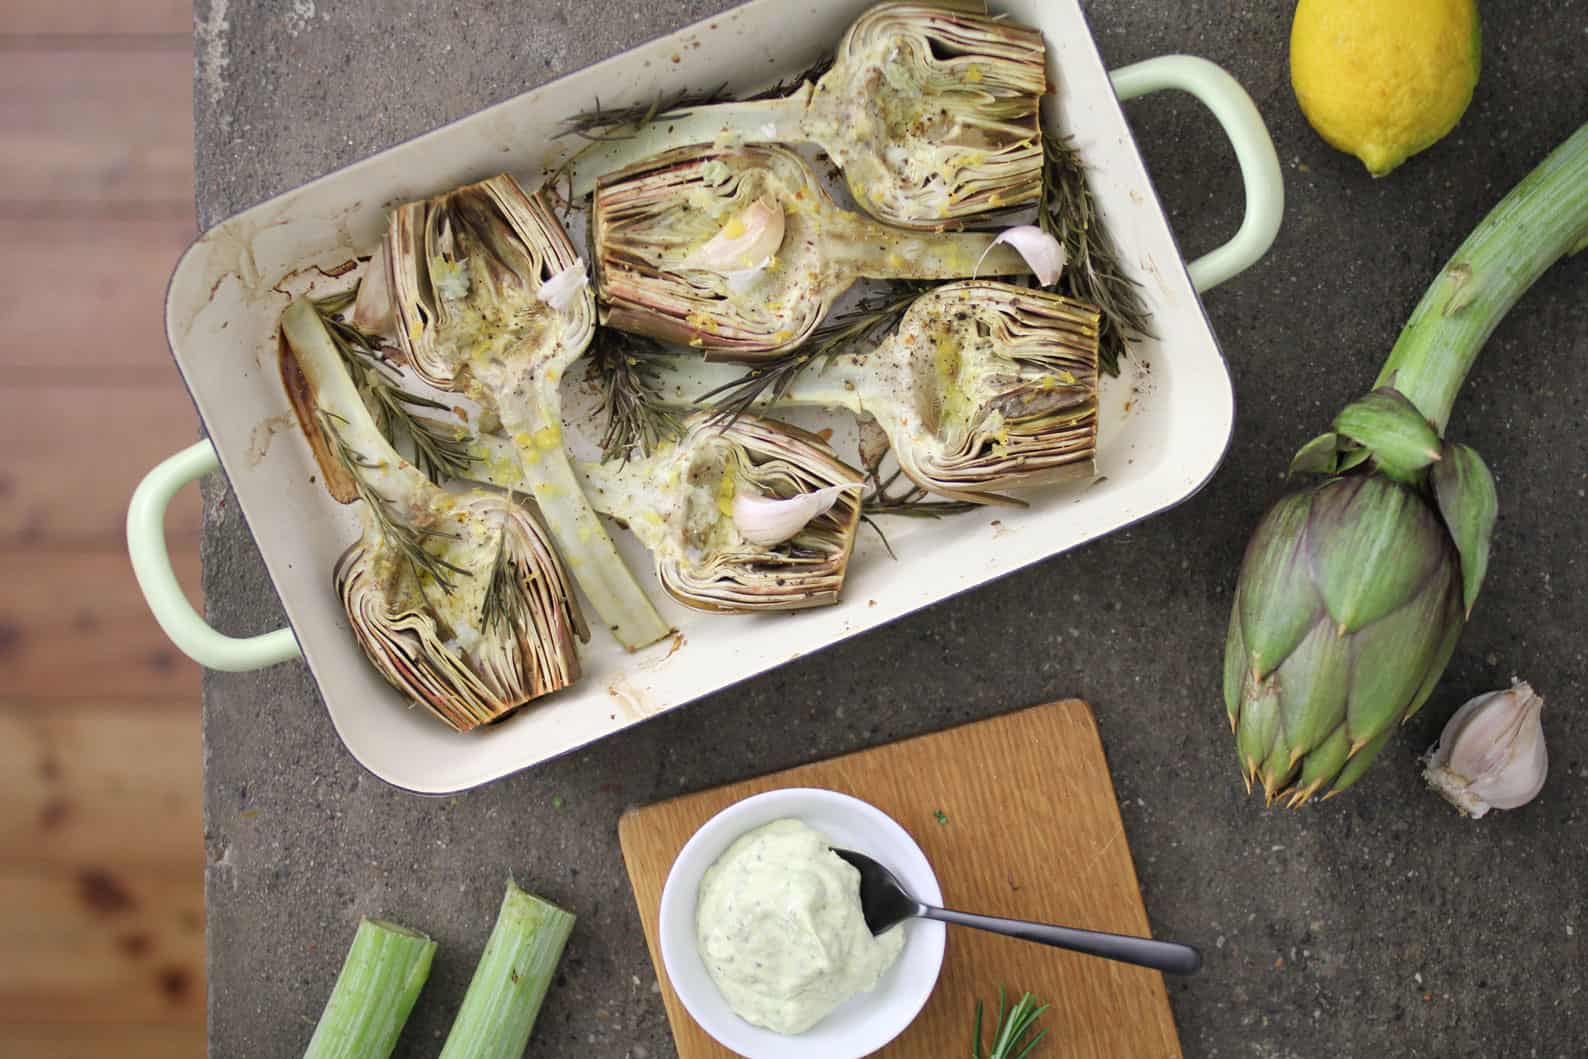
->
[[129, 0, 1283, 793]]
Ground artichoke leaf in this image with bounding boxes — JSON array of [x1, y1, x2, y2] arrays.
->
[[1310, 476, 1445, 633], [1289, 432, 1341, 476], [1331, 387, 1442, 481], [1432, 441, 1498, 616], [1270, 619, 1352, 766], [1236, 491, 1320, 678], [1344, 560, 1461, 746]]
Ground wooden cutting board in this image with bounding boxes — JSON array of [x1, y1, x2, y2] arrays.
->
[[617, 699, 1182, 1058]]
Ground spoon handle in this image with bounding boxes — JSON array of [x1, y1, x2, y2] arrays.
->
[[920, 907, 1202, 975]]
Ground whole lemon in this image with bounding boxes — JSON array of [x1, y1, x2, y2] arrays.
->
[[1290, 0, 1481, 176]]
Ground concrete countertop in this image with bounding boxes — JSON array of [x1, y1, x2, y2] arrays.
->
[[193, 2, 1587, 1056]]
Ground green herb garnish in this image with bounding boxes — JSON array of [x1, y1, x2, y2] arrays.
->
[[973, 987, 1049, 1059], [1039, 130, 1152, 377]]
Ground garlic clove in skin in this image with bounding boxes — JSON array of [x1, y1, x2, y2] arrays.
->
[[352, 237, 396, 336], [1423, 680, 1548, 819], [683, 196, 787, 274], [732, 483, 860, 547], [974, 224, 1066, 286], [536, 260, 589, 312]]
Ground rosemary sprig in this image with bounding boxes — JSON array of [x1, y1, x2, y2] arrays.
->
[[862, 468, 978, 520], [588, 328, 683, 462], [858, 467, 977, 560], [312, 291, 476, 484], [701, 281, 931, 428], [740, 53, 835, 101], [480, 500, 538, 634], [973, 987, 1049, 1059], [556, 85, 733, 142], [1040, 130, 1152, 377], [319, 410, 471, 594]]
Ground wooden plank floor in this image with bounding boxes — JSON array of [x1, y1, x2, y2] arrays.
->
[[0, 3, 206, 1054]]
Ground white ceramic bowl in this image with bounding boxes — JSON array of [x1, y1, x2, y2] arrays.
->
[[658, 788, 946, 1059]]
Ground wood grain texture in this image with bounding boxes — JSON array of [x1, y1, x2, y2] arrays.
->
[[0, 702, 202, 870], [0, 864, 205, 1025], [0, 1023, 207, 1059], [0, 549, 204, 702], [2, 218, 197, 378], [5, 0, 193, 36], [0, 383, 202, 548], [618, 700, 1182, 1059], [0, 50, 194, 211]]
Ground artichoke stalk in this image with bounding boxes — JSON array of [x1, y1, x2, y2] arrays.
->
[[468, 415, 865, 612], [594, 143, 1029, 360], [384, 175, 672, 651], [566, 0, 1045, 231], [649, 280, 1099, 505], [1225, 122, 1588, 805], [279, 299, 586, 733]]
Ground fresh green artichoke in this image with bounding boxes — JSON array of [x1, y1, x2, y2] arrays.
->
[[1223, 388, 1496, 805]]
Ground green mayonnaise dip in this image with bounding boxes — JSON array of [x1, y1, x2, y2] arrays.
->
[[696, 818, 906, 1035]]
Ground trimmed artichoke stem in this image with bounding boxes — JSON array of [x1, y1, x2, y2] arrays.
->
[[281, 301, 429, 504], [1375, 122, 1588, 432], [567, 92, 809, 199], [654, 354, 882, 419], [301, 918, 436, 1059], [438, 882, 575, 1059], [497, 393, 672, 651], [838, 225, 1030, 282]]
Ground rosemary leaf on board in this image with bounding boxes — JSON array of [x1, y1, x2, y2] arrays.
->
[[1039, 130, 1152, 377], [972, 987, 1049, 1059]]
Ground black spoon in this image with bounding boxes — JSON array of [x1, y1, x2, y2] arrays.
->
[[833, 848, 1203, 976]]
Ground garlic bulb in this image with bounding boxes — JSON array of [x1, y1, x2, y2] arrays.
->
[[733, 483, 860, 547], [1423, 681, 1548, 819]]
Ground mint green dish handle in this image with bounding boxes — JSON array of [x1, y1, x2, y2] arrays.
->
[[1109, 55, 1285, 293], [127, 439, 302, 671]]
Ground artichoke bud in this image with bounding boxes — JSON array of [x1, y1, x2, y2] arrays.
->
[[1225, 475, 1465, 804]]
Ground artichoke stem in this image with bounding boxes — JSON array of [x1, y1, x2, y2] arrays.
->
[[1374, 122, 1588, 432]]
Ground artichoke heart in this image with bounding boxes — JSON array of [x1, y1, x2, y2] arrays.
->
[[566, 1, 1045, 231], [648, 280, 1101, 506], [468, 415, 865, 612], [804, 0, 1046, 227], [385, 175, 672, 651], [594, 143, 1031, 361], [281, 298, 586, 733]]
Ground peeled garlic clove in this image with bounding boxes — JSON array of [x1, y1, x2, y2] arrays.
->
[[975, 224, 1066, 286], [1423, 680, 1548, 819], [733, 483, 859, 547], [682, 195, 786, 274], [537, 260, 589, 312]]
